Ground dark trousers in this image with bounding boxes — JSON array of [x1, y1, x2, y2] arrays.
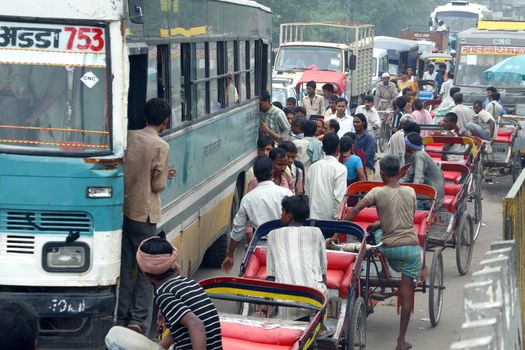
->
[[117, 216, 156, 331]]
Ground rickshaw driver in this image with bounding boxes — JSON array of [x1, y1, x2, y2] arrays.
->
[[327, 155, 422, 350]]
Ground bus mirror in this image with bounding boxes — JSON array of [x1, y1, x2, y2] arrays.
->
[[349, 55, 357, 71], [129, 0, 144, 24]]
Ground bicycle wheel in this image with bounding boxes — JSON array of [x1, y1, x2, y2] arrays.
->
[[346, 296, 367, 350], [456, 213, 474, 276], [429, 248, 444, 327], [469, 192, 482, 242]]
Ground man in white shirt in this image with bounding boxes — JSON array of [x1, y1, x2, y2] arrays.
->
[[467, 101, 496, 141], [451, 93, 474, 132], [305, 133, 348, 220], [439, 71, 454, 99], [327, 97, 354, 138], [221, 157, 292, 272], [422, 64, 437, 92], [301, 80, 324, 118], [355, 95, 381, 137]]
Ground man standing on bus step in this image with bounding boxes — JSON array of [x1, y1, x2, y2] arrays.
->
[[301, 81, 324, 118], [117, 98, 176, 334], [259, 91, 291, 143], [221, 157, 292, 273]]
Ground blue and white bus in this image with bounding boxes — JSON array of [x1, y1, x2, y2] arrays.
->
[[0, 0, 271, 348]]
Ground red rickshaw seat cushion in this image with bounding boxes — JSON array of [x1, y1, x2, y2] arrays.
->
[[221, 319, 303, 349], [442, 183, 462, 213], [496, 129, 513, 144]]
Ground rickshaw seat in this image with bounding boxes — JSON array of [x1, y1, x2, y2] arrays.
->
[[495, 129, 513, 144], [242, 247, 356, 299], [221, 318, 303, 350], [442, 183, 462, 213], [442, 170, 462, 183]]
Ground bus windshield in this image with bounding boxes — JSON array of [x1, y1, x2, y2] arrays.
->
[[0, 21, 110, 155], [435, 11, 478, 32], [456, 45, 525, 88], [275, 46, 343, 72]]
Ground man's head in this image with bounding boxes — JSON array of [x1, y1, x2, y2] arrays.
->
[[490, 91, 500, 102], [322, 132, 340, 156], [145, 98, 171, 131], [283, 107, 294, 125], [302, 119, 318, 137], [448, 71, 454, 80], [313, 117, 325, 137], [407, 67, 414, 77], [382, 72, 390, 85], [322, 83, 334, 99], [0, 301, 38, 350], [280, 195, 310, 225], [329, 94, 339, 111], [137, 236, 180, 282], [324, 118, 340, 135], [353, 113, 368, 133], [402, 120, 421, 134], [428, 64, 435, 74], [443, 112, 458, 131], [306, 80, 316, 96], [363, 95, 374, 110], [273, 101, 284, 111], [286, 97, 297, 110], [379, 154, 400, 182], [269, 147, 288, 177], [399, 69, 408, 81], [279, 141, 298, 167], [336, 98, 348, 118], [339, 135, 354, 154], [405, 132, 423, 156], [412, 98, 423, 111], [486, 86, 497, 98], [438, 63, 446, 74], [395, 96, 408, 111], [294, 106, 307, 118], [438, 19, 444, 26], [453, 93, 463, 105], [253, 156, 274, 182], [259, 90, 272, 112], [291, 116, 305, 135], [257, 136, 273, 157], [473, 101, 483, 114], [402, 87, 414, 100], [450, 87, 460, 98]]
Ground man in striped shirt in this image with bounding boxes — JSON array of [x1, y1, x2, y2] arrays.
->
[[106, 237, 222, 350]]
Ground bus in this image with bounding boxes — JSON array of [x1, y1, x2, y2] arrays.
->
[[0, 0, 271, 348], [431, 1, 491, 48], [454, 21, 525, 113]]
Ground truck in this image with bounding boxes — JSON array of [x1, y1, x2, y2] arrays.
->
[[400, 24, 449, 52], [273, 22, 374, 107]]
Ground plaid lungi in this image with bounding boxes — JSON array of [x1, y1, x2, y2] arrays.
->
[[374, 230, 422, 280]]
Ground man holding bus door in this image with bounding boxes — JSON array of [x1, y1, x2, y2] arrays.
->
[[117, 98, 176, 334]]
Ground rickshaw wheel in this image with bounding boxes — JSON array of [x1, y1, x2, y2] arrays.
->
[[456, 213, 474, 276], [511, 152, 522, 182], [469, 192, 482, 242], [429, 248, 444, 327], [346, 296, 367, 350]]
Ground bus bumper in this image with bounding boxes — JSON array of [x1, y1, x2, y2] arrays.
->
[[0, 288, 115, 350]]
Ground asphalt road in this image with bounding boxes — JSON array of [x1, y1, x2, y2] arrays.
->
[[193, 174, 513, 349]]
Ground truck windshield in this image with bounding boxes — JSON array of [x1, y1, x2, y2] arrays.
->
[[275, 46, 343, 72], [0, 21, 110, 155], [456, 45, 525, 88], [435, 11, 478, 32]]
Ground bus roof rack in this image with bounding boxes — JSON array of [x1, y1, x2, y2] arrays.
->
[[477, 20, 525, 31]]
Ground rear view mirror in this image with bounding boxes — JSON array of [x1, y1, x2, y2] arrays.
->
[[129, 0, 144, 24], [349, 55, 357, 71]]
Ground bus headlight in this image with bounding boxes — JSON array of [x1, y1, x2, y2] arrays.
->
[[43, 243, 90, 272], [86, 187, 112, 198]]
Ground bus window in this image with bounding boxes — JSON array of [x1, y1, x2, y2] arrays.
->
[[157, 44, 170, 102], [245, 40, 252, 100], [217, 41, 226, 109], [255, 40, 269, 95], [193, 42, 206, 118], [239, 41, 246, 102], [170, 44, 183, 126], [181, 43, 192, 121], [146, 47, 157, 101], [209, 42, 219, 114], [127, 54, 148, 130]]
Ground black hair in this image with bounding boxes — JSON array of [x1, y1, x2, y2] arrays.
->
[[306, 80, 316, 89], [322, 132, 340, 155], [337, 97, 348, 105], [448, 71, 454, 79], [273, 101, 284, 110], [283, 107, 293, 115], [269, 147, 287, 161], [339, 136, 354, 153], [291, 116, 305, 130], [257, 135, 273, 150], [294, 106, 307, 116], [279, 141, 297, 154], [144, 98, 171, 126], [438, 63, 446, 69], [303, 120, 318, 137], [400, 69, 408, 75], [259, 90, 271, 102], [329, 94, 339, 102], [282, 195, 310, 223], [0, 301, 38, 350], [286, 97, 297, 105], [491, 92, 500, 101], [413, 98, 423, 110], [473, 100, 483, 109], [328, 119, 340, 133], [406, 132, 423, 147], [428, 63, 435, 69], [353, 113, 368, 130], [486, 86, 497, 93], [363, 95, 374, 103], [322, 83, 334, 93], [343, 131, 356, 140], [450, 87, 460, 98], [379, 154, 400, 177], [253, 157, 274, 182], [444, 112, 458, 124], [453, 93, 463, 104], [402, 87, 412, 96], [403, 121, 420, 134], [395, 96, 408, 109]]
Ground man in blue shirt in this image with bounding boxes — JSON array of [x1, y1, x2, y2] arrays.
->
[[353, 113, 376, 178]]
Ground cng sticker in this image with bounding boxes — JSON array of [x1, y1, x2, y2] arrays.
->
[[81, 71, 99, 88]]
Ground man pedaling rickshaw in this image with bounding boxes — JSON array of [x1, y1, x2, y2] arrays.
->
[[327, 155, 421, 350]]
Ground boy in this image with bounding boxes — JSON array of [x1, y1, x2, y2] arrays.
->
[[280, 141, 304, 195]]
